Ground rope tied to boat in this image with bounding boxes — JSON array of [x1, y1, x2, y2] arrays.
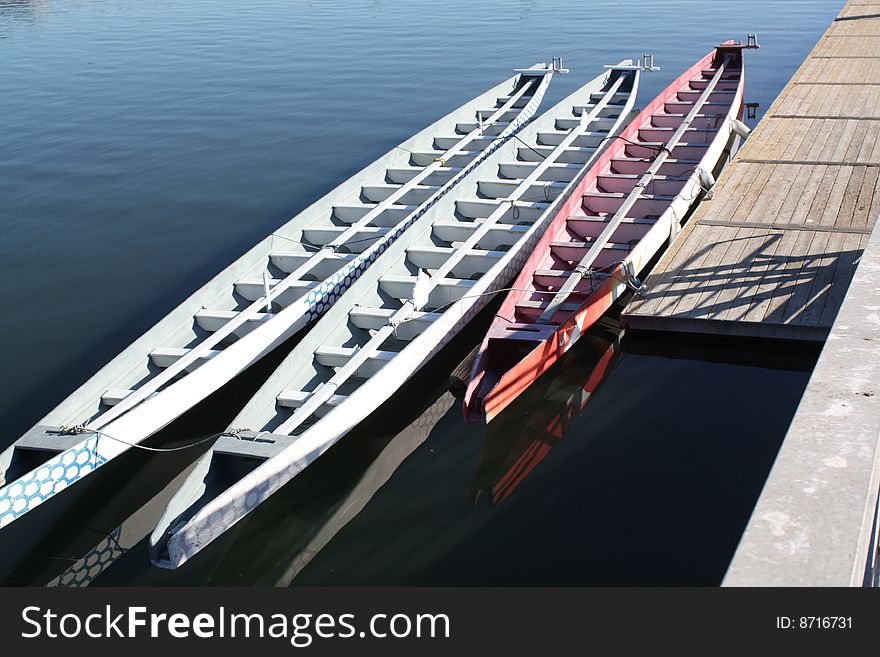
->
[[616, 261, 647, 297], [571, 259, 647, 297], [52, 426, 225, 452], [574, 264, 607, 280], [596, 134, 664, 154], [58, 424, 89, 435], [511, 134, 547, 161], [389, 312, 410, 338], [508, 200, 520, 221]]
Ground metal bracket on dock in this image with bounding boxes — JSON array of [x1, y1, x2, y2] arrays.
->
[[605, 54, 660, 72], [515, 56, 569, 76], [551, 56, 569, 74], [640, 53, 660, 71], [720, 34, 760, 50]]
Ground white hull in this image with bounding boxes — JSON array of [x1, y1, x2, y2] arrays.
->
[[152, 61, 641, 568], [0, 65, 555, 529]]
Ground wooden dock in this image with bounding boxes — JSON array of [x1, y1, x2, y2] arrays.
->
[[623, 0, 880, 341]]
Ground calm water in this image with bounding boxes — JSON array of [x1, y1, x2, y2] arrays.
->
[[0, 0, 840, 585]]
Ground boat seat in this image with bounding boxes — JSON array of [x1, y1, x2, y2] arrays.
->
[[360, 183, 440, 205], [332, 203, 418, 226], [407, 246, 504, 279], [517, 144, 597, 164], [432, 221, 528, 250], [348, 306, 440, 341], [378, 274, 474, 309], [433, 134, 495, 150], [385, 166, 461, 185], [212, 431, 301, 461], [276, 390, 347, 415], [498, 161, 582, 182], [478, 179, 566, 202], [269, 251, 354, 277], [149, 347, 221, 369], [314, 346, 396, 379], [456, 198, 549, 223]]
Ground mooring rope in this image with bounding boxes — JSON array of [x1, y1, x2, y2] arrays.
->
[[56, 425, 227, 453]]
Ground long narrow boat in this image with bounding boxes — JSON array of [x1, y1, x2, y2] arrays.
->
[[0, 64, 561, 529], [464, 40, 757, 424], [151, 59, 644, 568]]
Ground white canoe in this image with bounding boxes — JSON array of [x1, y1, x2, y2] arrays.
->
[[0, 63, 559, 529], [151, 60, 643, 568]]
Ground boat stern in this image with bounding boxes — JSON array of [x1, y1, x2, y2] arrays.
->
[[463, 322, 562, 425], [150, 430, 299, 568]]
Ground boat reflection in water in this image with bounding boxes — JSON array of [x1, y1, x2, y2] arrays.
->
[[185, 385, 459, 586], [472, 323, 619, 505], [44, 461, 201, 587], [270, 391, 457, 586], [181, 323, 619, 583]]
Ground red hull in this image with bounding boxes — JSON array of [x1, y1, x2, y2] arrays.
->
[[464, 43, 752, 424]]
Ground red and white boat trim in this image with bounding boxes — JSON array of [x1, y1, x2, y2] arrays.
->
[[464, 41, 757, 424]]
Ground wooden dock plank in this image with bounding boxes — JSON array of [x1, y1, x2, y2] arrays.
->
[[796, 230, 849, 325], [853, 165, 880, 228], [742, 227, 802, 322], [762, 227, 821, 325], [669, 225, 740, 319], [622, 0, 880, 341]]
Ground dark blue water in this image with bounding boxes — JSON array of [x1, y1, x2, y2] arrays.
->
[[0, 0, 840, 585]]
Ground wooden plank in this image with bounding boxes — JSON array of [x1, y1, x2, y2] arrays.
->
[[742, 227, 802, 322], [852, 166, 880, 228], [666, 224, 737, 319], [705, 227, 767, 321], [818, 233, 864, 326], [761, 225, 821, 325], [820, 166, 854, 228], [739, 165, 836, 322], [855, 118, 880, 161], [837, 165, 867, 228], [868, 166, 880, 227], [806, 164, 846, 228], [775, 229, 829, 325], [672, 227, 751, 320], [770, 165, 845, 322], [732, 228, 792, 322], [797, 230, 848, 325], [699, 220, 871, 234], [788, 164, 840, 229], [774, 164, 820, 225], [624, 221, 703, 317]]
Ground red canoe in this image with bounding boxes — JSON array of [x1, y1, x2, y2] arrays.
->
[[464, 40, 756, 424]]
